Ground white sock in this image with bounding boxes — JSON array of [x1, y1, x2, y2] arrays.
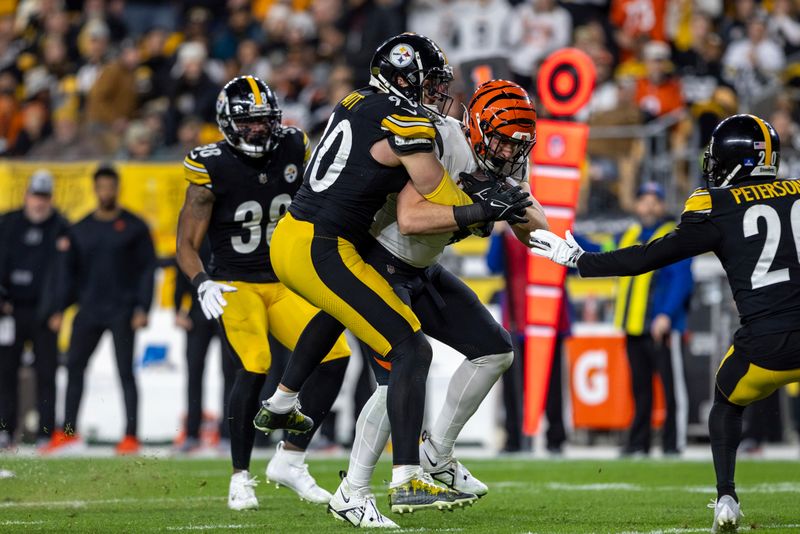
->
[[277, 441, 306, 466], [430, 352, 513, 458], [267, 388, 298, 414], [348, 386, 390, 491], [390, 465, 420, 487]]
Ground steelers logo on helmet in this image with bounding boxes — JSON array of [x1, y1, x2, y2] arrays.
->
[[389, 44, 415, 68]]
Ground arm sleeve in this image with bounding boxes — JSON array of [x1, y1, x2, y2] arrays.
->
[[424, 169, 474, 207], [651, 258, 694, 319], [135, 221, 157, 312], [577, 215, 721, 278]]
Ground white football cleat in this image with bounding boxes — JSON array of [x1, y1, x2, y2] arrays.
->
[[267, 441, 332, 504], [228, 471, 259, 511], [420, 433, 488, 497], [710, 495, 742, 533], [329, 473, 398, 528]]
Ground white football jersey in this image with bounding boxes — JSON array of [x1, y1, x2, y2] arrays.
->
[[370, 114, 526, 268]]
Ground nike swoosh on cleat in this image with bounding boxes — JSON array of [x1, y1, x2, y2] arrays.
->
[[339, 490, 350, 504], [423, 448, 438, 467]]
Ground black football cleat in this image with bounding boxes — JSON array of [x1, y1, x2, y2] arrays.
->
[[253, 401, 314, 435]]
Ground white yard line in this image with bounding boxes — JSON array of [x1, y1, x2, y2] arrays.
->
[[165, 525, 259, 531], [538, 482, 800, 494], [0, 520, 45, 526], [0, 495, 221, 509], [618, 526, 800, 534]]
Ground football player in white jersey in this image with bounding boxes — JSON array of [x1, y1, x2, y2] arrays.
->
[[327, 79, 547, 527]]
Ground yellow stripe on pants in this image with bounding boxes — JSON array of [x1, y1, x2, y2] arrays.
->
[[269, 213, 420, 356]]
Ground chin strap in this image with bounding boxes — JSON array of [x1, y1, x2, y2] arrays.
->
[[718, 164, 742, 188]]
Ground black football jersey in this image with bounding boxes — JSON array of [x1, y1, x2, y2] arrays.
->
[[578, 178, 800, 336], [184, 128, 310, 283], [289, 87, 437, 246]]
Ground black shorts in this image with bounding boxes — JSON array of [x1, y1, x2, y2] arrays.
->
[[360, 244, 512, 385], [716, 329, 800, 406]]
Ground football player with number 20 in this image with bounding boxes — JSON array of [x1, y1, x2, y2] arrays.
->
[[531, 114, 800, 533]]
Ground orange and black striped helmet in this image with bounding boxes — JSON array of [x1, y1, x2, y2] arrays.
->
[[465, 80, 536, 177]]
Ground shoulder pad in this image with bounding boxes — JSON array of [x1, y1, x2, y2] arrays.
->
[[363, 93, 435, 140], [381, 112, 435, 140], [340, 90, 368, 110], [682, 188, 712, 215], [387, 134, 434, 155], [184, 143, 223, 187], [279, 126, 311, 164]]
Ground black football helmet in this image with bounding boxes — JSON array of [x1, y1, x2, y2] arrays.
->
[[369, 33, 453, 114], [216, 75, 282, 158], [702, 114, 780, 188]]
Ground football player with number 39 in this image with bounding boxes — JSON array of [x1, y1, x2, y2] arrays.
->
[[176, 76, 351, 511], [531, 114, 800, 534]]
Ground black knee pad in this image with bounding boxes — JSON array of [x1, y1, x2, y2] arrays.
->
[[388, 330, 432, 368], [488, 326, 513, 355], [713, 385, 745, 411], [233, 368, 266, 392], [314, 356, 349, 378]]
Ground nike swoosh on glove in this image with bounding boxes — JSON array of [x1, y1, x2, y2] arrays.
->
[[197, 280, 238, 320], [529, 229, 584, 268]]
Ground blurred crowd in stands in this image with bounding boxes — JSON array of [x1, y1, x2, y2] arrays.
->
[[1, 0, 800, 209]]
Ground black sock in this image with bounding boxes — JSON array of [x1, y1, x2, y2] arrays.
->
[[281, 312, 345, 392], [285, 357, 349, 450], [709, 388, 745, 502], [229, 369, 266, 471], [386, 331, 432, 465]]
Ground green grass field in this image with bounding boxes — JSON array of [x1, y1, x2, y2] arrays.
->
[[0, 456, 798, 533]]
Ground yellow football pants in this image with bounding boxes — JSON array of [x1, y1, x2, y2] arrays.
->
[[219, 280, 350, 374]]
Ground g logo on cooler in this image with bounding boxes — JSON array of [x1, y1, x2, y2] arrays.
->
[[573, 349, 608, 406]]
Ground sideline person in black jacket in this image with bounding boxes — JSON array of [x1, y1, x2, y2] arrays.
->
[[0, 169, 69, 449], [43, 165, 156, 456]]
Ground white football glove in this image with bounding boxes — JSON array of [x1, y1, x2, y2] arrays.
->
[[197, 280, 237, 320], [529, 229, 584, 268]]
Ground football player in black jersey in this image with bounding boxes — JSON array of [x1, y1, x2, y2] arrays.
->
[[531, 114, 800, 533], [258, 33, 531, 512], [176, 76, 351, 511]]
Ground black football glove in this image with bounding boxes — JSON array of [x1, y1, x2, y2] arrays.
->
[[459, 171, 496, 201], [453, 172, 532, 230], [478, 181, 532, 224]]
